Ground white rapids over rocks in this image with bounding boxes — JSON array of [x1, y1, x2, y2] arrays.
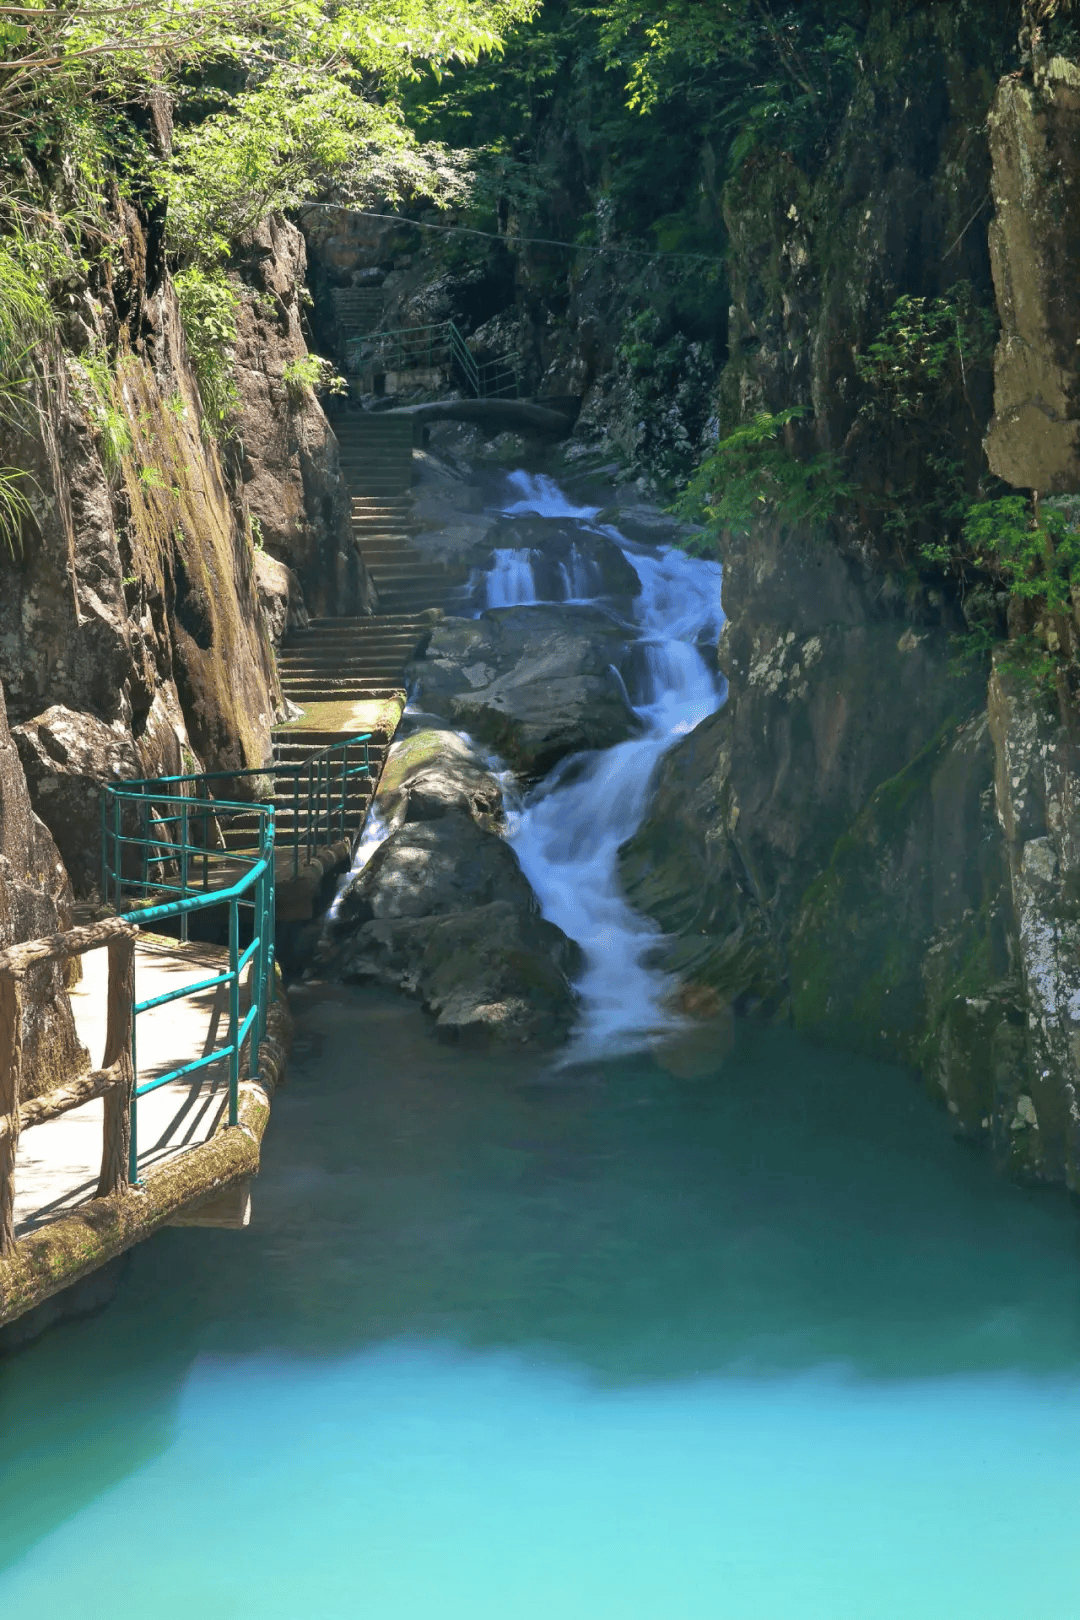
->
[[495, 470, 725, 1060], [336, 468, 725, 1059]]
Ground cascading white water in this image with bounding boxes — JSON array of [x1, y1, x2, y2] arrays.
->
[[486, 548, 540, 607], [494, 472, 725, 1059], [332, 466, 724, 1059], [559, 543, 604, 602]]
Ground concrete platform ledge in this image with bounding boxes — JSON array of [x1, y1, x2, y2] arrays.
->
[[0, 993, 292, 1330]]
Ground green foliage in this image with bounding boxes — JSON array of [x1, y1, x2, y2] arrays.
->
[[854, 285, 997, 426], [173, 268, 241, 435], [0, 467, 33, 557], [73, 348, 133, 479], [958, 496, 1080, 686], [965, 497, 1080, 616], [854, 283, 998, 565], [675, 407, 855, 549], [593, 0, 863, 167], [0, 230, 58, 554], [281, 354, 348, 401]]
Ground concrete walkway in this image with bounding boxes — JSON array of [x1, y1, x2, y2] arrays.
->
[[13, 935, 246, 1235]]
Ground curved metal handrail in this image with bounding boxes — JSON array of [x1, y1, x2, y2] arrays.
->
[[101, 785, 276, 1184]]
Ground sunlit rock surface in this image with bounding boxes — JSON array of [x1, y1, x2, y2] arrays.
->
[[407, 606, 640, 778], [323, 728, 580, 1046]]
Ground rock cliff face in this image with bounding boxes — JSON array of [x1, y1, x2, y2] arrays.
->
[[618, 32, 1080, 1194], [0, 681, 84, 1101], [0, 204, 365, 897], [232, 216, 375, 619], [985, 57, 1080, 493]]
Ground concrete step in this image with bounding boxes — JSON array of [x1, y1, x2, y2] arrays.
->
[[279, 640, 424, 652]]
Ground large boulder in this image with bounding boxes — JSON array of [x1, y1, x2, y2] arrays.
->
[[475, 515, 642, 606], [12, 706, 141, 897], [337, 812, 534, 926], [374, 726, 504, 830], [407, 605, 640, 776], [322, 727, 581, 1045], [0, 679, 85, 1102], [254, 550, 308, 650]]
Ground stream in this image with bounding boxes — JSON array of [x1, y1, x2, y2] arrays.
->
[[3, 472, 1080, 1616], [494, 471, 724, 1058]]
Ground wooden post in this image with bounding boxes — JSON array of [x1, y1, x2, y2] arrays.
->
[[0, 973, 23, 1257], [96, 935, 135, 1197]]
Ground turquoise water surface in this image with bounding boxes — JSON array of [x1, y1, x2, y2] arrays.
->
[[3, 982, 1080, 1618]]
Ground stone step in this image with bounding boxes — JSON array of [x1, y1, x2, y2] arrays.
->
[[273, 733, 385, 747], [283, 621, 428, 637], [278, 641, 425, 661]]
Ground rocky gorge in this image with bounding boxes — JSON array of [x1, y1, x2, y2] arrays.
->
[[4, 0, 1080, 1220], [297, 12, 1080, 1199]]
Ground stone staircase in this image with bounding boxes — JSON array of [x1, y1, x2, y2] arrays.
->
[[251, 411, 465, 903], [330, 286, 386, 340]]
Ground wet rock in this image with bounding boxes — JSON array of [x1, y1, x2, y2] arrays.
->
[[323, 727, 580, 1045], [981, 658, 1080, 1189], [374, 726, 504, 830], [337, 812, 533, 926], [336, 901, 581, 1046], [594, 504, 703, 551], [407, 605, 639, 777], [481, 515, 642, 605]]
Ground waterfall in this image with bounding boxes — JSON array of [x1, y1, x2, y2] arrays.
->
[[486, 549, 541, 607], [492, 473, 725, 1060]]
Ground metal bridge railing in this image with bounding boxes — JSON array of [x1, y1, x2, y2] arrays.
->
[[97, 733, 371, 1184], [348, 320, 520, 399], [276, 733, 373, 877], [101, 785, 275, 1184]]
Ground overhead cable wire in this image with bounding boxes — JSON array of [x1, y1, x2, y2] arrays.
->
[[298, 205, 721, 265]]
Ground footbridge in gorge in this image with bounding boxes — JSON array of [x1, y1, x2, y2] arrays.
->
[[0, 314, 577, 1337], [0, 734, 378, 1334]]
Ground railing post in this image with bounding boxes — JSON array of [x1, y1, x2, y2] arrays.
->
[[97, 933, 135, 1197], [228, 900, 239, 1127], [140, 791, 149, 899], [201, 783, 210, 891], [128, 996, 139, 1186], [0, 972, 23, 1257], [292, 766, 300, 878], [180, 799, 190, 942], [113, 790, 122, 909], [100, 791, 108, 907]]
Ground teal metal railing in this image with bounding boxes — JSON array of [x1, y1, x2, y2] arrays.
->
[[100, 732, 372, 1181], [348, 320, 520, 399], [101, 782, 275, 1185], [274, 734, 374, 877]]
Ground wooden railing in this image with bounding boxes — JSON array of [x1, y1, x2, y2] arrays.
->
[[0, 917, 137, 1257]]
